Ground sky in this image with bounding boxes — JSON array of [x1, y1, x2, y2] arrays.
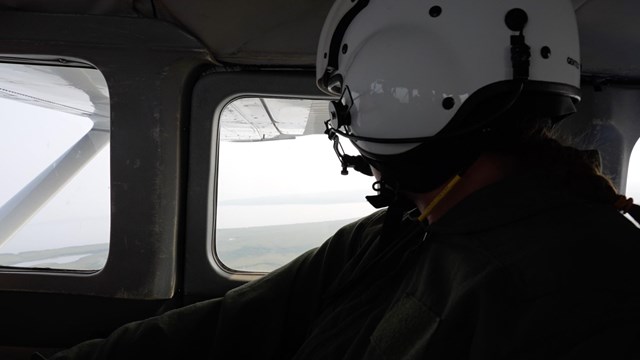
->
[[0, 98, 92, 206], [0, 97, 110, 254], [216, 135, 375, 228]]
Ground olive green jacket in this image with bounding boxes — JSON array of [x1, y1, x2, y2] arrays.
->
[[51, 174, 640, 359]]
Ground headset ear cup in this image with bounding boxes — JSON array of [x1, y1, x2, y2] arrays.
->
[[330, 100, 351, 128]]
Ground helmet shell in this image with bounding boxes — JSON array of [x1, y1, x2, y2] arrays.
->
[[317, 0, 581, 155]]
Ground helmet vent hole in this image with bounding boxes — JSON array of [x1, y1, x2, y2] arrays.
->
[[541, 46, 551, 59], [341, 44, 349, 54], [323, 52, 327, 59], [442, 97, 455, 110], [429, 6, 442, 17]]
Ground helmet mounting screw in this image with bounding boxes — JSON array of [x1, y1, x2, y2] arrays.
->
[[429, 6, 442, 18], [442, 97, 455, 110], [541, 46, 551, 59]]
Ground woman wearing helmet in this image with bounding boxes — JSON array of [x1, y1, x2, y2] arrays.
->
[[310, 0, 640, 357], [49, 0, 640, 359], [318, 0, 580, 199]]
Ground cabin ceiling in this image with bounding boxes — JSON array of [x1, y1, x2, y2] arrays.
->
[[0, 0, 638, 79]]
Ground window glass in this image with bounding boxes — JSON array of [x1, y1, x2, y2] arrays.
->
[[0, 62, 110, 270], [215, 97, 374, 272], [626, 137, 640, 227], [627, 137, 640, 201]]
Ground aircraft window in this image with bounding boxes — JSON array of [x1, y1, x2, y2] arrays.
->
[[0, 62, 110, 271], [215, 97, 374, 272], [627, 138, 640, 206]]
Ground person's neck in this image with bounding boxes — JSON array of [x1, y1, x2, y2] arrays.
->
[[405, 153, 516, 224]]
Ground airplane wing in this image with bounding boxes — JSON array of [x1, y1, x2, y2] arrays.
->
[[0, 57, 109, 128], [220, 97, 329, 142]]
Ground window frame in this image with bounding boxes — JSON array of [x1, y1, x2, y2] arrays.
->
[[0, 11, 210, 299], [0, 63, 111, 271], [184, 70, 334, 299], [558, 81, 640, 194]]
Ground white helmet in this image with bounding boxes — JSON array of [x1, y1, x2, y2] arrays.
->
[[317, 0, 581, 161]]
